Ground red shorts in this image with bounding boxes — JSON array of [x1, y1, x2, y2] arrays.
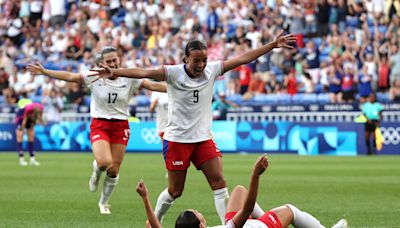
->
[[225, 211, 282, 228], [162, 139, 221, 171], [90, 118, 130, 145]]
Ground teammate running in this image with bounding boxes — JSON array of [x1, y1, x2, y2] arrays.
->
[[26, 47, 167, 214]]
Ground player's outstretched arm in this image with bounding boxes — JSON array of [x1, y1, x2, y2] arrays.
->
[[142, 80, 167, 93], [232, 155, 269, 228], [26, 62, 82, 83], [136, 179, 162, 228], [95, 64, 166, 82], [223, 31, 297, 73]]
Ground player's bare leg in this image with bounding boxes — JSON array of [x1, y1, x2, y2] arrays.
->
[[227, 185, 265, 219], [90, 140, 112, 193], [97, 143, 125, 214], [27, 128, 40, 166], [201, 157, 229, 224], [16, 129, 27, 166], [155, 170, 187, 223], [91, 140, 113, 214]]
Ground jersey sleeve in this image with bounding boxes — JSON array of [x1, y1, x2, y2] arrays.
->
[[131, 78, 144, 90], [80, 71, 99, 87], [208, 61, 224, 78], [163, 64, 182, 86]]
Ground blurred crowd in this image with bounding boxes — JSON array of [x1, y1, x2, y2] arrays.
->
[[1, 0, 400, 114]]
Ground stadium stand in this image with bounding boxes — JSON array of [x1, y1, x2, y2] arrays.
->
[[0, 0, 399, 120]]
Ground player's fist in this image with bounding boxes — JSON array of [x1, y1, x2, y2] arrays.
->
[[253, 154, 269, 176], [136, 179, 148, 197]]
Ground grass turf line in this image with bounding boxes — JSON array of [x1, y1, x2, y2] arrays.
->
[[0, 153, 399, 227]]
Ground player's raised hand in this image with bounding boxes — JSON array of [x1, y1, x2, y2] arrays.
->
[[90, 63, 113, 79], [273, 30, 297, 49], [26, 62, 45, 75], [253, 154, 269, 176], [136, 179, 148, 198]]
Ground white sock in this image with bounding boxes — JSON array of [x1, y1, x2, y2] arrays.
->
[[251, 202, 265, 218], [287, 204, 325, 228], [154, 188, 175, 223], [99, 175, 119, 205], [214, 187, 229, 224], [93, 160, 102, 177]]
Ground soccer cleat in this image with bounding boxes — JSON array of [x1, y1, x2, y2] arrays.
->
[[89, 161, 101, 192], [19, 158, 28, 166], [29, 158, 40, 166], [89, 173, 100, 192], [98, 203, 111, 214], [331, 218, 348, 228]]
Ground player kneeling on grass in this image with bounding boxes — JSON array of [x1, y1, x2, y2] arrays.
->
[[136, 155, 348, 228]]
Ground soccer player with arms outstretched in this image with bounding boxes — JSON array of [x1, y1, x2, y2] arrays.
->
[[94, 31, 297, 223], [26, 47, 167, 214]]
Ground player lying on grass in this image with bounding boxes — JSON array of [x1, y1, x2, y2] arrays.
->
[[136, 155, 348, 228]]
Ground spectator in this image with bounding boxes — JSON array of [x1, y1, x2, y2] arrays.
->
[[341, 67, 356, 103], [0, 0, 396, 108], [265, 72, 281, 94], [236, 64, 252, 95], [207, 4, 219, 37], [301, 72, 315, 94], [245, 72, 266, 98], [389, 44, 400, 83], [64, 82, 85, 107], [358, 65, 374, 103], [283, 71, 298, 96], [0, 66, 9, 94], [328, 66, 343, 103], [389, 79, 400, 101], [42, 88, 63, 123], [212, 92, 238, 120], [377, 53, 391, 92], [29, 0, 44, 26], [48, 0, 67, 27], [317, 0, 330, 36], [3, 87, 18, 105]]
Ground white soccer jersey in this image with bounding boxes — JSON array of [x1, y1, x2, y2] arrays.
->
[[163, 61, 223, 143], [150, 91, 169, 134], [80, 71, 143, 120], [209, 219, 268, 228]]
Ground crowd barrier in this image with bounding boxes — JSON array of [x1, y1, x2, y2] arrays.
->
[[0, 121, 398, 155]]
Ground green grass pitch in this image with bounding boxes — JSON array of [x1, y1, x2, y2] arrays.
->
[[0, 152, 399, 228]]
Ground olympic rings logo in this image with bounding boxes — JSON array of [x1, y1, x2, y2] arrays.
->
[[380, 127, 400, 145], [141, 128, 160, 144]]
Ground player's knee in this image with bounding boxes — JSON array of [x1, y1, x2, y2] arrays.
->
[[210, 178, 226, 190], [284, 204, 296, 219], [106, 169, 118, 178], [168, 189, 183, 199], [231, 185, 247, 194], [97, 159, 112, 171]]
